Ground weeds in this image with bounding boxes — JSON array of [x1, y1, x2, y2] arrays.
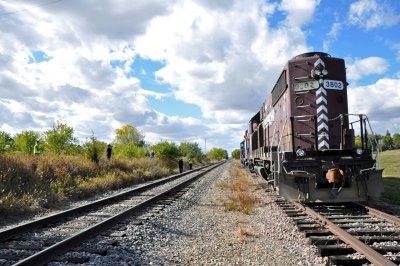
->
[[225, 193, 260, 214], [237, 226, 254, 242], [0, 153, 171, 214], [217, 161, 260, 214]]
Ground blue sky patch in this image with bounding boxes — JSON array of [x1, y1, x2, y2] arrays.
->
[[29, 50, 52, 63], [129, 55, 212, 121]]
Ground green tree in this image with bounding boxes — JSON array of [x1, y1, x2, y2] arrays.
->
[[65, 143, 85, 156], [179, 142, 204, 162], [354, 135, 361, 148], [84, 134, 102, 163], [231, 149, 240, 159], [114, 124, 145, 147], [44, 122, 77, 155], [150, 141, 181, 171], [114, 144, 147, 158], [356, 134, 383, 150], [0, 131, 13, 152], [113, 124, 146, 158], [13, 130, 41, 153], [393, 133, 400, 149], [383, 130, 393, 150], [207, 147, 228, 160], [150, 141, 180, 160]]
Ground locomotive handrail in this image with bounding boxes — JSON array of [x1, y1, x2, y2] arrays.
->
[[364, 116, 380, 169], [297, 133, 313, 136], [277, 118, 288, 175], [328, 114, 380, 167], [295, 90, 311, 95], [294, 76, 310, 80], [269, 121, 279, 187], [269, 122, 278, 161], [293, 114, 315, 119], [360, 167, 376, 173], [342, 114, 380, 168], [297, 104, 312, 108]]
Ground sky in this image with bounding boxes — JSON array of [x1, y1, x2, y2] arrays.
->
[[0, 0, 399, 155]]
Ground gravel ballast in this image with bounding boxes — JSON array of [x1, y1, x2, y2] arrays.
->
[[85, 161, 327, 265]]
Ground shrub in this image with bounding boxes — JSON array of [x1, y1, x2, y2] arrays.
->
[[44, 122, 77, 155], [0, 131, 13, 153], [231, 149, 241, 159], [0, 153, 171, 214], [207, 147, 228, 160], [114, 144, 146, 159], [13, 130, 41, 154]]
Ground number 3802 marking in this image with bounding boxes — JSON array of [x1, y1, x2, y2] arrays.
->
[[323, 79, 344, 90]]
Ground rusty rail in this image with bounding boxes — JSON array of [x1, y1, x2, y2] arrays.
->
[[292, 202, 396, 266], [356, 203, 400, 226]]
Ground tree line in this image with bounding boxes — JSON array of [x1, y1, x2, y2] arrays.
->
[[0, 122, 228, 161], [355, 130, 400, 151]]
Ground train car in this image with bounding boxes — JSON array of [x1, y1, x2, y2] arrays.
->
[[242, 52, 384, 202]]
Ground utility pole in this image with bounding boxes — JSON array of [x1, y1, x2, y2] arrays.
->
[[204, 138, 207, 154]]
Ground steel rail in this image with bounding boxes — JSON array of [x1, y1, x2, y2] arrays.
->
[[292, 202, 396, 266], [0, 163, 215, 242], [13, 161, 225, 266], [355, 203, 400, 226]]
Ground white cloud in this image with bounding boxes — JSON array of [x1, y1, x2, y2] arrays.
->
[[323, 22, 342, 52], [279, 0, 321, 27], [346, 57, 389, 81], [0, 0, 172, 141], [348, 0, 400, 30], [135, 0, 311, 124], [0, 0, 333, 154], [348, 78, 400, 134]]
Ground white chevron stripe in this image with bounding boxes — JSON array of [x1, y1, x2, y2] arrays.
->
[[317, 105, 328, 114], [316, 97, 327, 105], [316, 87, 327, 96], [318, 123, 329, 132], [318, 140, 329, 149], [317, 114, 328, 122], [318, 133, 329, 140], [314, 58, 325, 67]]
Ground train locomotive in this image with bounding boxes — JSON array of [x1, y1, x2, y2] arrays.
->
[[240, 52, 384, 202]]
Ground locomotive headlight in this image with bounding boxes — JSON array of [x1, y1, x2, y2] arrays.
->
[[296, 148, 305, 157], [314, 69, 321, 76], [356, 148, 363, 155], [322, 69, 328, 76]]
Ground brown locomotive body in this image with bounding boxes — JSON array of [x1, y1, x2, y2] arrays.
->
[[241, 52, 384, 202]]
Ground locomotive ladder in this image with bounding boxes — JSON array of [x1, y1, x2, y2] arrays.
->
[[270, 121, 278, 188], [277, 118, 288, 175], [290, 115, 318, 156], [269, 118, 288, 188]]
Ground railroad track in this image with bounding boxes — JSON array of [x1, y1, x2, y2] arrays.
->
[[0, 162, 225, 266], [275, 199, 400, 265]]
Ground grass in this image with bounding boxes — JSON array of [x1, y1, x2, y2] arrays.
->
[[216, 162, 260, 242], [225, 193, 260, 214], [0, 153, 172, 214], [216, 161, 261, 214], [379, 149, 400, 204]]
